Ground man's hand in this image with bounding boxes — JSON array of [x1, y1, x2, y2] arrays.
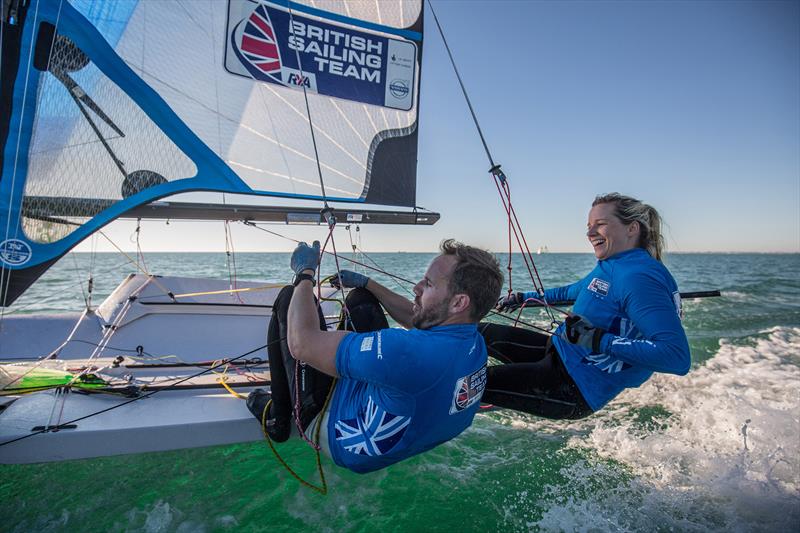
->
[[496, 291, 525, 312], [563, 314, 606, 353], [329, 270, 369, 289], [291, 240, 320, 275]]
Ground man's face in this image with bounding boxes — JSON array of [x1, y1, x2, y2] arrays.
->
[[411, 254, 457, 329]]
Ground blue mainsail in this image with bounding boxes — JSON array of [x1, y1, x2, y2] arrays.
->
[[0, 0, 423, 304]]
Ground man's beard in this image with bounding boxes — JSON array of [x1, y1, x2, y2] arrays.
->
[[412, 297, 450, 329]]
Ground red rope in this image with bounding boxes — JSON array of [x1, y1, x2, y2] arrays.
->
[[507, 198, 547, 296], [492, 175, 539, 291], [291, 217, 355, 451], [490, 168, 561, 328]]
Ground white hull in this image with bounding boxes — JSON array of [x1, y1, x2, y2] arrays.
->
[[0, 386, 264, 464], [0, 274, 339, 464]]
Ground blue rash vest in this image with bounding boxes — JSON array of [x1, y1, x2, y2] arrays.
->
[[524, 248, 690, 411], [328, 324, 488, 474]]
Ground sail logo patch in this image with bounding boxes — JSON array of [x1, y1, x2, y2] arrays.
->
[[389, 79, 409, 98], [237, 4, 283, 78], [0, 239, 32, 266], [449, 364, 487, 414], [225, 0, 418, 110], [588, 277, 610, 296], [284, 69, 316, 89]]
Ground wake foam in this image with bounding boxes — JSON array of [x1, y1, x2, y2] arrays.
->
[[531, 326, 800, 531]]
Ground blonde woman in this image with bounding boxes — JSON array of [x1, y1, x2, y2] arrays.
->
[[484, 193, 690, 419]]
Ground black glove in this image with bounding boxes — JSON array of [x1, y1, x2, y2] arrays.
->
[[564, 314, 606, 353], [496, 292, 525, 312], [329, 270, 369, 289]]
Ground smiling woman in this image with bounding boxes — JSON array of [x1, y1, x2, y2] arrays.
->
[[588, 193, 665, 261], [482, 193, 690, 420]]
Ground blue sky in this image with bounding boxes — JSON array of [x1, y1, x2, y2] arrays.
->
[[89, 0, 799, 254]]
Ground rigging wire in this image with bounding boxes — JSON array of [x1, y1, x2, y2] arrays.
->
[[131, 218, 148, 274], [224, 220, 245, 304], [245, 221, 415, 285], [346, 224, 413, 296], [70, 252, 89, 309], [427, 0, 495, 167], [428, 0, 559, 329], [66, 277, 154, 386], [0, 341, 271, 449], [491, 172, 558, 326], [97, 230, 175, 300], [244, 221, 553, 335], [1, 257, 131, 316], [286, 6, 329, 205], [88, 233, 99, 309]]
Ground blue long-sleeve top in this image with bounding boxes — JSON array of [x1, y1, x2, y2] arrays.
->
[[523, 248, 690, 411]]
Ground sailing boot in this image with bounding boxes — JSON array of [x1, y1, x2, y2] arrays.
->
[[246, 389, 291, 443]]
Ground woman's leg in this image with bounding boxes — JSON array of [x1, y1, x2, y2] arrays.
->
[[479, 323, 593, 420], [479, 322, 550, 363]]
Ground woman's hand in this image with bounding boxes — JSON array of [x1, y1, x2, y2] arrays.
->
[[564, 314, 606, 353]]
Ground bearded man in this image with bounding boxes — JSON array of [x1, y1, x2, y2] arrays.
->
[[247, 239, 502, 473]]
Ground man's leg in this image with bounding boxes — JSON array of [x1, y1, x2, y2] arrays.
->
[[248, 285, 334, 439], [338, 287, 390, 333]]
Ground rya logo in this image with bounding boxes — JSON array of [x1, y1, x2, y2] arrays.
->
[[286, 73, 311, 87], [0, 239, 32, 266]]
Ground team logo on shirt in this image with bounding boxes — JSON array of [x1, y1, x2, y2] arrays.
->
[[587, 278, 610, 296], [581, 352, 632, 373], [673, 291, 683, 319], [449, 364, 487, 414], [360, 336, 374, 352], [334, 396, 410, 456]]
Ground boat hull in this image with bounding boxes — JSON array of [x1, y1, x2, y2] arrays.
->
[[0, 274, 340, 463], [0, 386, 265, 464]]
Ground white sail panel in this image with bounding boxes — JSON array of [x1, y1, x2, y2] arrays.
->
[[75, 0, 422, 204], [0, 0, 423, 305]]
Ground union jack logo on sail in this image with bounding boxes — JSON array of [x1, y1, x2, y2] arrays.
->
[[239, 5, 282, 76], [334, 396, 410, 456]]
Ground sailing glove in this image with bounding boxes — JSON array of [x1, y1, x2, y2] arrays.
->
[[563, 314, 606, 353], [496, 291, 525, 312], [291, 240, 321, 275], [329, 270, 369, 289]]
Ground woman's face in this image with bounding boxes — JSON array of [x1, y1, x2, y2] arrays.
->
[[586, 203, 640, 260]]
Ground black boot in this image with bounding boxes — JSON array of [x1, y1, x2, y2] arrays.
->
[[247, 389, 291, 443]]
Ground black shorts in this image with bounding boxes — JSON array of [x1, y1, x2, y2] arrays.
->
[[479, 322, 593, 420]]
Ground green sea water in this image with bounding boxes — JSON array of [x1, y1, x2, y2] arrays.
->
[[1, 252, 798, 532]]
